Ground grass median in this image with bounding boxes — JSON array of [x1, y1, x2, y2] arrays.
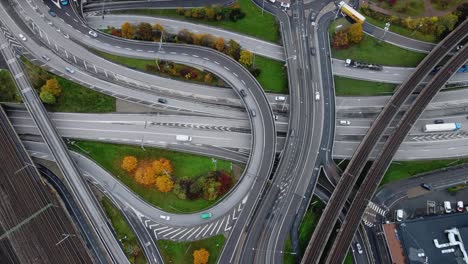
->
[[382, 158, 468, 186], [101, 198, 146, 264], [329, 19, 426, 67], [22, 59, 115, 112], [334, 76, 396, 96], [69, 140, 239, 213], [158, 235, 225, 264], [113, 0, 280, 43], [93, 49, 288, 94], [0, 69, 21, 103]]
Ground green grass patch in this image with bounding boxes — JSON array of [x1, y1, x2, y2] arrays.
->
[[0, 69, 21, 103], [22, 59, 115, 113], [283, 237, 296, 264], [254, 55, 288, 94], [363, 15, 437, 43], [101, 197, 146, 264], [329, 18, 426, 67], [369, 0, 425, 17], [334, 76, 396, 96], [93, 49, 288, 94], [70, 140, 236, 213], [430, 0, 463, 11], [298, 198, 325, 252], [157, 235, 225, 264], [113, 0, 280, 43], [344, 252, 354, 264], [382, 158, 468, 186]]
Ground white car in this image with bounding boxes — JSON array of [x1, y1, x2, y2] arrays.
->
[[339, 120, 351, 125], [88, 30, 98, 37], [457, 201, 464, 212], [65, 67, 75, 74], [356, 243, 363, 254], [160, 215, 171, 221], [269, 0, 276, 3], [18, 34, 27, 41], [280, 1, 290, 8], [315, 91, 320, 101]]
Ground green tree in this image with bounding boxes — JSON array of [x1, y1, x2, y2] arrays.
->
[[227, 39, 241, 60], [137, 22, 153, 40], [177, 29, 193, 44], [203, 179, 220, 201], [347, 23, 363, 44], [39, 90, 56, 104], [239, 50, 253, 68], [200, 34, 215, 47]]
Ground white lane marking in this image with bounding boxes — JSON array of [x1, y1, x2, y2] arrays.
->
[[224, 66, 230, 71], [214, 61, 220, 65], [233, 73, 238, 77]]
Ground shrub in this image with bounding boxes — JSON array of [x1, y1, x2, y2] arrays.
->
[[155, 175, 174, 193], [121, 156, 138, 172]]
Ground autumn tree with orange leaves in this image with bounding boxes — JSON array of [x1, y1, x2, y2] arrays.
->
[[155, 175, 174, 193], [193, 248, 210, 264], [152, 158, 174, 176], [121, 156, 138, 172]]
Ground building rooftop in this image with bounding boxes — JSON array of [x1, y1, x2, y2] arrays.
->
[[395, 212, 468, 264]]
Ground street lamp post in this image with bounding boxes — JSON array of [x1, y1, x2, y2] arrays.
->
[[381, 22, 390, 42]]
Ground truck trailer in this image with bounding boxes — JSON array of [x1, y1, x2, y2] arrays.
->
[[423, 122, 461, 133], [345, 59, 383, 71]]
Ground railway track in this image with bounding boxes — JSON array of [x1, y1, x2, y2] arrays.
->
[[327, 43, 468, 263], [301, 19, 468, 264]]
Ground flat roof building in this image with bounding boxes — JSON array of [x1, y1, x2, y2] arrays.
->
[[383, 212, 468, 264]]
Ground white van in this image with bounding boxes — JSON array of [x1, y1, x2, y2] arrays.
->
[[176, 135, 192, 142], [444, 201, 452, 213], [339, 120, 351, 125], [396, 209, 403, 222], [275, 96, 286, 102]]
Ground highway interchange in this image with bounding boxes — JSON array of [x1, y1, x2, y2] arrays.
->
[[0, 0, 466, 263]]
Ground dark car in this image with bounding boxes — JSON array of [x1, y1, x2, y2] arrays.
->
[[434, 119, 444, 124], [240, 89, 247, 97], [48, 10, 57, 17], [158, 98, 167, 104], [421, 183, 432, 190], [310, 47, 316, 56]]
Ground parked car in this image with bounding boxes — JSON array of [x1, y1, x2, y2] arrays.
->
[[88, 30, 98, 38], [158, 98, 167, 104], [160, 215, 171, 221], [269, 0, 276, 3], [41, 55, 50, 61], [18, 34, 26, 41], [434, 119, 444, 124], [356, 243, 363, 254], [444, 201, 452, 213], [65, 67, 75, 74], [421, 183, 432, 190], [457, 201, 464, 212], [396, 209, 403, 222], [48, 10, 57, 17], [200, 212, 212, 219]]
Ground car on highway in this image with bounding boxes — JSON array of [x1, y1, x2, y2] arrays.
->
[[158, 98, 167, 104], [457, 201, 464, 212], [61, 0, 69, 6], [339, 120, 350, 126], [88, 30, 98, 38], [315, 91, 320, 101], [48, 10, 57, 17], [250, 109, 257, 117], [434, 119, 444, 124], [274, 115, 279, 120], [275, 96, 286, 101], [280, 1, 290, 8], [421, 183, 432, 190], [310, 47, 316, 56], [41, 55, 50, 61], [65, 67, 75, 74], [63, 33, 69, 39], [444, 201, 452, 213], [160, 215, 171, 221], [18, 34, 26, 41], [200, 212, 212, 219], [457, 45, 464, 51], [356, 243, 363, 254], [240, 89, 247, 97]]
